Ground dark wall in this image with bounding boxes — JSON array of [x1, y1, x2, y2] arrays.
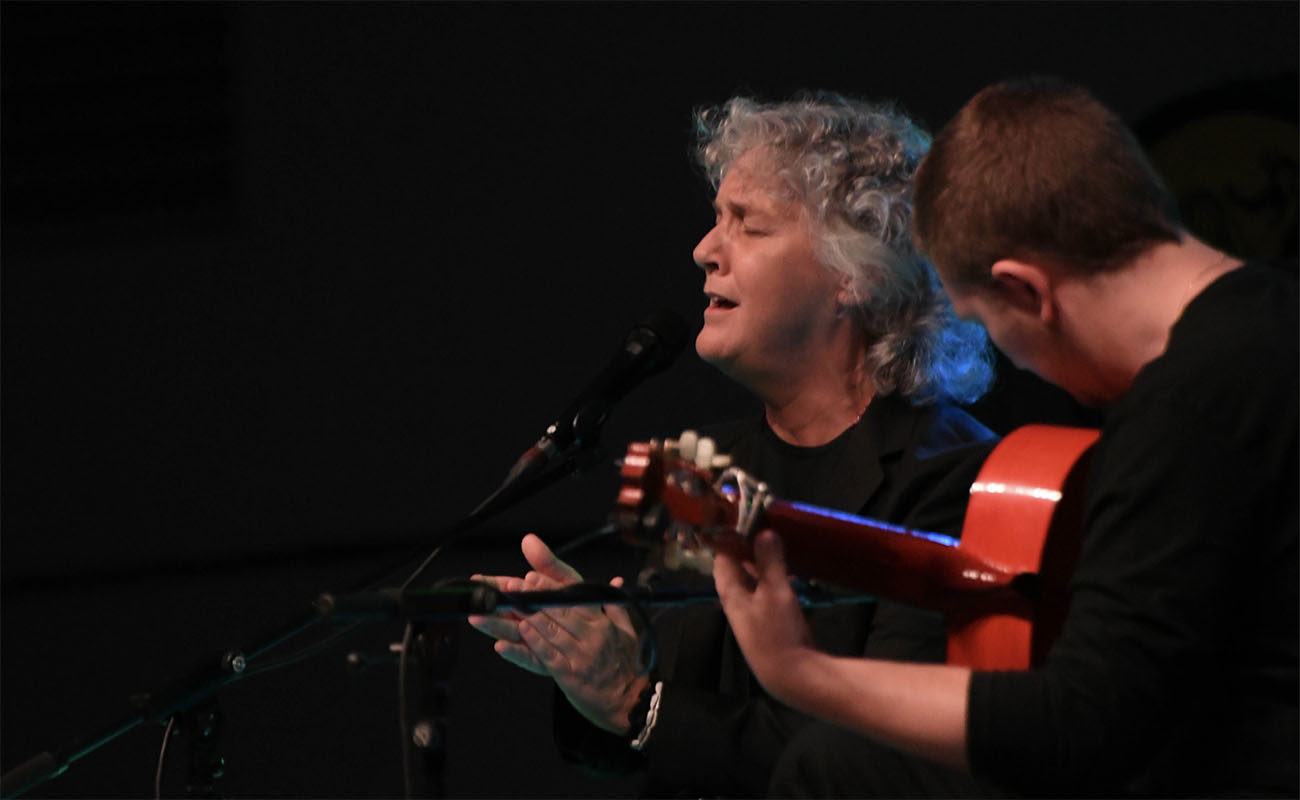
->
[[2, 3, 1296, 797]]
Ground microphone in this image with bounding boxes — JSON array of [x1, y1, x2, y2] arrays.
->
[[501, 309, 688, 488]]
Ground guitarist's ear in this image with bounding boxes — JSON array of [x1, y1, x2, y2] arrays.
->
[[990, 259, 1056, 324]]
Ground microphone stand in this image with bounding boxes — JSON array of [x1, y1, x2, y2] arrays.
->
[[0, 443, 603, 799], [0, 612, 318, 798], [388, 445, 608, 799]]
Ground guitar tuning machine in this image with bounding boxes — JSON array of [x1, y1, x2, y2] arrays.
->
[[659, 524, 714, 575], [674, 430, 698, 461], [668, 430, 733, 471]]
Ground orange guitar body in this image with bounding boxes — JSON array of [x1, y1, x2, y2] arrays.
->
[[616, 424, 1100, 672], [947, 425, 1099, 669]]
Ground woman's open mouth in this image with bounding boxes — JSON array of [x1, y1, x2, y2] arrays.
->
[[706, 292, 738, 311]]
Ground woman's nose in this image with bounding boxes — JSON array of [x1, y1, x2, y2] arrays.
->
[[693, 225, 722, 273]]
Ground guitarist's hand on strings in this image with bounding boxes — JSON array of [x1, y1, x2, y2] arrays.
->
[[715, 529, 973, 770], [468, 533, 650, 735], [712, 529, 818, 703]]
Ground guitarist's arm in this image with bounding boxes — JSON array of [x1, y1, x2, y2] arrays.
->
[[714, 529, 973, 771], [703, 421, 995, 777]]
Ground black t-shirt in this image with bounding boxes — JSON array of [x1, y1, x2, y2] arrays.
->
[[969, 264, 1300, 796]]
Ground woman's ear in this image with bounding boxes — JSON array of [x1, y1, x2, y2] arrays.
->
[[835, 278, 857, 315], [990, 259, 1056, 323]]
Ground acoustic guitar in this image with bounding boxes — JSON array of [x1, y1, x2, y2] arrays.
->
[[612, 425, 1099, 670]]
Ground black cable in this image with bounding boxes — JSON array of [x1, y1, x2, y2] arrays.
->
[[619, 583, 659, 677], [399, 544, 447, 593], [397, 623, 415, 800], [395, 447, 596, 593], [237, 622, 364, 681], [154, 715, 175, 800], [553, 522, 620, 557]]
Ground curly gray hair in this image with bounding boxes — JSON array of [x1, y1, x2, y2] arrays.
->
[[694, 94, 993, 404]]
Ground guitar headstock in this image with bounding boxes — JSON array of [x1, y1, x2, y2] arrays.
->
[[614, 431, 738, 574]]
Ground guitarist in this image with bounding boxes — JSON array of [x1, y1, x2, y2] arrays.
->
[[714, 77, 1298, 797], [469, 93, 999, 797]]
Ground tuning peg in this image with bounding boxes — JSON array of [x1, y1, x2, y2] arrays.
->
[[711, 454, 732, 469], [677, 430, 698, 462], [695, 437, 715, 469]]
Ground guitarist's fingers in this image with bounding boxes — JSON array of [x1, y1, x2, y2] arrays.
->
[[751, 530, 790, 589], [522, 533, 583, 585], [712, 547, 756, 605]]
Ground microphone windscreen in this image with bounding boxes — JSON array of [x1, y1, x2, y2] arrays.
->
[[635, 309, 689, 368]]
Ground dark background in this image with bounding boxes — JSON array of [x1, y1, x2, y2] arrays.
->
[[2, 2, 1296, 797]]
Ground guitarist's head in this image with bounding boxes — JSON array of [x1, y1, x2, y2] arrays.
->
[[914, 77, 1232, 408], [914, 77, 1181, 293]]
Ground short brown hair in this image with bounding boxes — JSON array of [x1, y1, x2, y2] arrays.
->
[[913, 77, 1181, 288]]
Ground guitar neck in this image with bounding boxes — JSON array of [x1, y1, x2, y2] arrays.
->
[[706, 499, 1032, 617]]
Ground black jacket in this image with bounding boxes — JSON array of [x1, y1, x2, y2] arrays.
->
[[556, 393, 997, 797]]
